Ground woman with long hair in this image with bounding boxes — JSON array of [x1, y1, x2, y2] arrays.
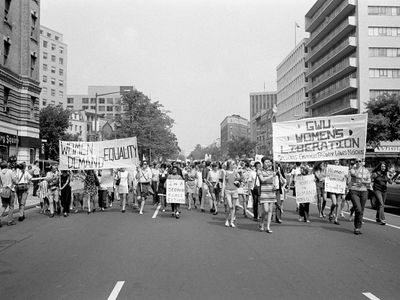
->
[[257, 157, 277, 233], [222, 160, 240, 228], [83, 170, 98, 214], [371, 162, 393, 225], [327, 159, 344, 225]]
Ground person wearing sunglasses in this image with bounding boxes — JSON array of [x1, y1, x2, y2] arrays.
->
[[348, 158, 371, 235]]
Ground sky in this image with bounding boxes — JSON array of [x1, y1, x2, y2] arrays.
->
[[41, 0, 316, 155]]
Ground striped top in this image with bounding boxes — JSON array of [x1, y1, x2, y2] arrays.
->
[[257, 169, 276, 203]]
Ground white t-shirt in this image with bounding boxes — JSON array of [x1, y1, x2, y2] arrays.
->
[[15, 169, 32, 184]]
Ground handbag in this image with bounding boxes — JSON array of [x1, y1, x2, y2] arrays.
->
[[15, 171, 29, 192], [0, 177, 11, 198]]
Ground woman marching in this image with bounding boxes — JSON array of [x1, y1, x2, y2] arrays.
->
[[60, 170, 71, 217], [83, 170, 99, 214], [371, 162, 393, 225], [274, 163, 286, 224], [158, 163, 168, 212], [257, 157, 277, 233], [206, 162, 221, 215], [222, 160, 240, 228], [185, 164, 198, 210], [313, 162, 327, 218], [327, 159, 345, 225], [169, 166, 184, 219]]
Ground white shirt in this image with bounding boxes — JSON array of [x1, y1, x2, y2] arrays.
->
[[15, 169, 32, 184]]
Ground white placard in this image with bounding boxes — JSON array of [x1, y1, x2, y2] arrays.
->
[[273, 114, 367, 162], [325, 164, 348, 194], [166, 179, 186, 204], [295, 175, 317, 204], [59, 137, 139, 170]]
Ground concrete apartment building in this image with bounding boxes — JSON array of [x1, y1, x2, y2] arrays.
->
[[249, 91, 277, 142], [276, 39, 310, 122], [66, 85, 134, 121], [220, 115, 249, 156], [39, 25, 67, 108], [305, 0, 400, 117], [0, 0, 41, 163]]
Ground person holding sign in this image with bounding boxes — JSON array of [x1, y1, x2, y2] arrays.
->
[[327, 160, 346, 225], [257, 157, 277, 233], [168, 166, 184, 219], [349, 159, 371, 235]]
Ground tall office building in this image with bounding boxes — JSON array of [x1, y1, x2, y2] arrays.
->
[[0, 0, 41, 163], [305, 0, 400, 117], [276, 39, 310, 122], [39, 25, 67, 108], [66, 85, 134, 121], [220, 115, 249, 156]]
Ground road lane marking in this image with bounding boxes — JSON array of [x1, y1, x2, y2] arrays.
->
[[152, 205, 161, 219], [363, 292, 380, 300], [108, 281, 125, 300]]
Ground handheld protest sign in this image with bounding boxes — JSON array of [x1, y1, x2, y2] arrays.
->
[[294, 174, 317, 204], [166, 179, 186, 204]]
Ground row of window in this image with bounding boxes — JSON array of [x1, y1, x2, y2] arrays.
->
[[81, 105, 121, 112], [42, 76, 64, 87], [42, 52, 64, 65], [369, 69, 400, 78], [42, 64, 64, 76], [42, 100, 60, 107], [368, 27, 400, 37], [368, 6, 400, 16], [42, 40, 64, 54], [41, 87, 63, 98], [40, 29, 61, 41], [370, 90, 400, 99], [369, 47, 400, 57], [77, 97, 121, 104]]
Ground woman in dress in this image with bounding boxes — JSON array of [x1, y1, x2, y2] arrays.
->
[[117, 168, 130, 213], [222, 160, 240, 228], [60, 170, 71, 217], [83, 170, 98, 214], [237, 161, 250, 218], [185, 164, 198, 210], [257, 157, 276, 233], [158, 163, 168, 212], [371, 162, 393, 225], [349, 159, 371, 235]]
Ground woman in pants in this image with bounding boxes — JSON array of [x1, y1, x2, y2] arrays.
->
[[60, 170, 71, 217], [371, 162, 393, 225]]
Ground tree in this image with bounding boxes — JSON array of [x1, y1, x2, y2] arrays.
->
[[188, 143, 222, 161], [366, 94, 400, 146], [226, 136, 256, 159], [115, 90, 181, 161], [39, 105, 71, 160]]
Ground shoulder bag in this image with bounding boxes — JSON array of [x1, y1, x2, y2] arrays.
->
[[0, 176, 11, 198], [15, 171, 29, 192]]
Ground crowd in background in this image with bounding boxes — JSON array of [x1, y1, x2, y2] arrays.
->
[[0, 156, 397, 235]]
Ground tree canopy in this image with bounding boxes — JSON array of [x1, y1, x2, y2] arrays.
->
[[366, 94, 400, 146], [115, 90, 180, 161], [188, 143, 222, 161], [226, 136, 256, 159], [39, 105, 72, 160]]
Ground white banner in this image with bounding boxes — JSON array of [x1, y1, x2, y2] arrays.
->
[[272, 114, 367, 162], [295, 175, 317, 204], [325, 164, 348, 195], [59, 137, 139, 170], [166, 179, 186, 204]]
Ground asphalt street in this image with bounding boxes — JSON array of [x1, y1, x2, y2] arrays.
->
[[1, 196, 400, 300]]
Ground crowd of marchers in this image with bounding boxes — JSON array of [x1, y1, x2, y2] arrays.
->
[[0, 156, 395, 235]]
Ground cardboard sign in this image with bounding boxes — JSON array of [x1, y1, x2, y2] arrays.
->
[[59, 137, 139, 170], [166, 179, 186, 204], [325, 164, 348, 194], [295, 174, 317, 204], [273, 114, 367, 162]]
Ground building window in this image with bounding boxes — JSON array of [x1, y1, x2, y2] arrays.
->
[[107, 106, 113, 112], [43, 52, 48, 60], [67, 98, 74, 104], [51, 43, 56, 51], [90, 98, 96, 104], [51, 89, 55, 96], [42, 87, 47, 95], [370, 90, 400, 99], [59, 57, 63, 65], [30, 96, 36, 118], [115, 106, 120, 112], [30, 148, 36, 164], [59, 47, 64, 55], [98, 106, 105, 112], [3, 87, 10, 113], [59, 91, 63, 97], [369, 68, 400, 78], [47, 32, 51, 38], [3, 39, 10, 65], [59, 68, 64, 76], [55, 36, 60, 41], [82, 106, 89, 110], [51, 55, 56, 62], [30, 55, 37, 77], [368, 6, 400, 16], [42, 75, 47, 82], [82, 98, 89, 104], [43, 64, 48, 71], [369, 47, 400, 57], [59, 80, 64, 87], [31, 11, 38, 38], [4, 0, 11, 22], [42, 100, 47, 106], [99, 98, 105, 104], [43, 40, 47, 48], [90, 106, 96, 110], [51, 66, 56, 74], [368, 27, 400, 37], [107, 98, 113, 104], [50, 77, 55, 85], [115, 98, 121, 104]]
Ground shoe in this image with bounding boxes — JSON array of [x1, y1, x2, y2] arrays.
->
[[162, 209, 166, 212], [201, 209, 205, 213], [243, 214, 247, 218], [64, 213, 67, 217], [122, 210, 125, 213], [253, 217, 258, 222], [230, 222, 236, 228], [18, 215, 25, 222], [0, 223, 2, 228], [321, 213, 326, 219], [340, 212, 345, 218], [139, 211, 143, 215], [93, 209, 96, 213], [259, 225, 265, 232], [266, 229, 273, 234], [319, 213, 323, 218], [175, 212, 180, 219], [298, 218, 303, 222], [213, 211, 218, 215], [349, 215, 353, 222], [7, 220, 16, 226], [334, 221, 340, 225], [194, 205, 198, 209], [380, 221, 386, 225], [225, 220, 230, 227], [354, 229, 362, 235], [49, 213, 55, 218], [87, 211, 91, 214], [276, 219, 282, 224], [210, 208, 215, 213], [109, 203, 113, 207], [328, 214, 333, 222], [188, 207, 191, 211], [74, 209, 79, 214], [101, 208, 105, 211], [305, 220, 310, 223]]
